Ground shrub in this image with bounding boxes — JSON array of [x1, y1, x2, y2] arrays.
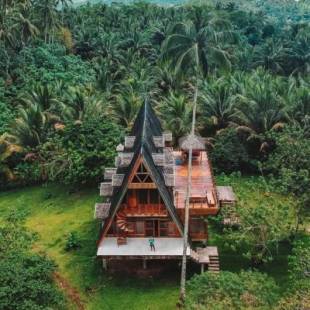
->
[[210, 128, 250, 173], [42, 116, 123, 185], [0, 220, 63, 309], [0, 101, 14, 135], [186, 271, 279, 310], [65, 232, 81, 251]]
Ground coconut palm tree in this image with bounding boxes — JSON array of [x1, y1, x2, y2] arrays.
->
[[63, 86, 106, 123], [201, 77, 238, 132], [110, 83, 142, 129], [234, 70, 288, 151], [33, 0, 58, 43], [56, 0, 72, 24], [18, 84, 62, 124], [252, 39, 287, 74], [162, 16, 235, 302], [158, 92, 193, 142], [285, 77, 310, 125], [0, 134, 22, 182], [9, 103, 48, 148], [12, 8, 39, 46]]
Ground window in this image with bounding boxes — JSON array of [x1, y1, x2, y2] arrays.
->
[[138, 189, 148, 204], [159, 221, 168, 236], [145, 220, 155, 236], [131, 163, 153, 183], [190, 218, 205, 233], [150, 189, 159, 204]]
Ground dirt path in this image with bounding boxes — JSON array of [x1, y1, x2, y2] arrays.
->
[[54, 272, 85, 310]]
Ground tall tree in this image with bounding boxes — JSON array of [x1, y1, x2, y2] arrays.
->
[[163, 16, 234, 301], [33, 0, 58, 43], [158, 92, 193, 142]]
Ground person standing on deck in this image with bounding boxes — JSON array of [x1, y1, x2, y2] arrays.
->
[[149, 237, 155, 251]]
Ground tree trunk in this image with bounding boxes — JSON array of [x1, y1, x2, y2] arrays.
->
[[180, 74, 199, 304]]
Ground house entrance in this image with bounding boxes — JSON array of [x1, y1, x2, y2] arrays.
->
[[145, 220, 159, 237]]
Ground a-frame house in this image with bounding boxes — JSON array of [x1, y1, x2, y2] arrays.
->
[[95, 101, 236, 272]]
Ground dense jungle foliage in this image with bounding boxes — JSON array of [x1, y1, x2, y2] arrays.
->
[[0, 0, 309, 189], [0, 0, 309, 309]]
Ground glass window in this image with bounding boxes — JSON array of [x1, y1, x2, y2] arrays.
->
[[150, 189, 159, 204], [159, 221, 168, 236], [145, 220, 154, 236], [138, 189, 148, 204]]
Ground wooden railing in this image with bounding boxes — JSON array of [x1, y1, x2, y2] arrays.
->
[[207, 154, 219, 206], [121, 204, 168, 217], [190, 232, 208, 240]]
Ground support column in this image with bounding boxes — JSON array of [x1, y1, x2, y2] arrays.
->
[[201, 263, 205, 274], [143, 259, 147, 269], [102, 258, 108, 271]]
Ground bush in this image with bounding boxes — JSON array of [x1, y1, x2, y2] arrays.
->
[[186, 271, 279, 310], [0, 101, 14, 135], [0, 219, 63, 309], [42, 116, 123, 185], [210, 128, 250, 173], [65, 232, 81, 251], [12, 44, 96, 92]]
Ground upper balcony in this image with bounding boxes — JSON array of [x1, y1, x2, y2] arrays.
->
[[120, 203, 168, 217], [174, 150, 219, 216]]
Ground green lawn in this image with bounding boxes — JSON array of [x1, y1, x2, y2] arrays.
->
[[0, 175, 294, 309]]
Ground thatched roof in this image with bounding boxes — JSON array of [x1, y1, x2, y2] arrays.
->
[[179, 134, 206, 151]]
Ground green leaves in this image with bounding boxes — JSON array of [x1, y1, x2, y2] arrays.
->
[[186, 271, 279, 310], [0, 220, 63, 310]]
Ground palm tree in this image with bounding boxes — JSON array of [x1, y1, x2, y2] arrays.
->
[[287, 38, 310, 75], [110, 83, 142, 129], [12, 7, 39, 46], [156, 61, 181, 94], [158, 92, 193, 142], [285, 77, 310, 125], [234, 70, 288, 151], [252, 39, 287, 74], [162, 16, 235, 302], [201, 77, 238, 132], [9, 103, 47, 148], [33, 0, 58, 44], [0, 134, 22, 182], [63, 87, 106, 123], [56, 0, 72, 24], [18, 84, 62, 124]]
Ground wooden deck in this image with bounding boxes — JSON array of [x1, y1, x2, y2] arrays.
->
[[97, 237, 190, 257], [217, 186, 236, 203], [174, 151, 218, 212]]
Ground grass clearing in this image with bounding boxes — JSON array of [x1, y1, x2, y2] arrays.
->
[[0, 175, 295, 309]]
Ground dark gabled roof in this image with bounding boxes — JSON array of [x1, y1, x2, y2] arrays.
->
[[100, 101, 184, 238]]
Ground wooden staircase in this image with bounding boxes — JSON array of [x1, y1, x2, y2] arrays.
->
[[190, 246, 220, 273], [208, 253, 220, 273], [223, 207, 240, 226]]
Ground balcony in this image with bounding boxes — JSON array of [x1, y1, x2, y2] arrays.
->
[[121, 204, 168, 217]]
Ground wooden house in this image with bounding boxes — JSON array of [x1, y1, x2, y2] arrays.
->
[[95, 102, 236, 272]]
